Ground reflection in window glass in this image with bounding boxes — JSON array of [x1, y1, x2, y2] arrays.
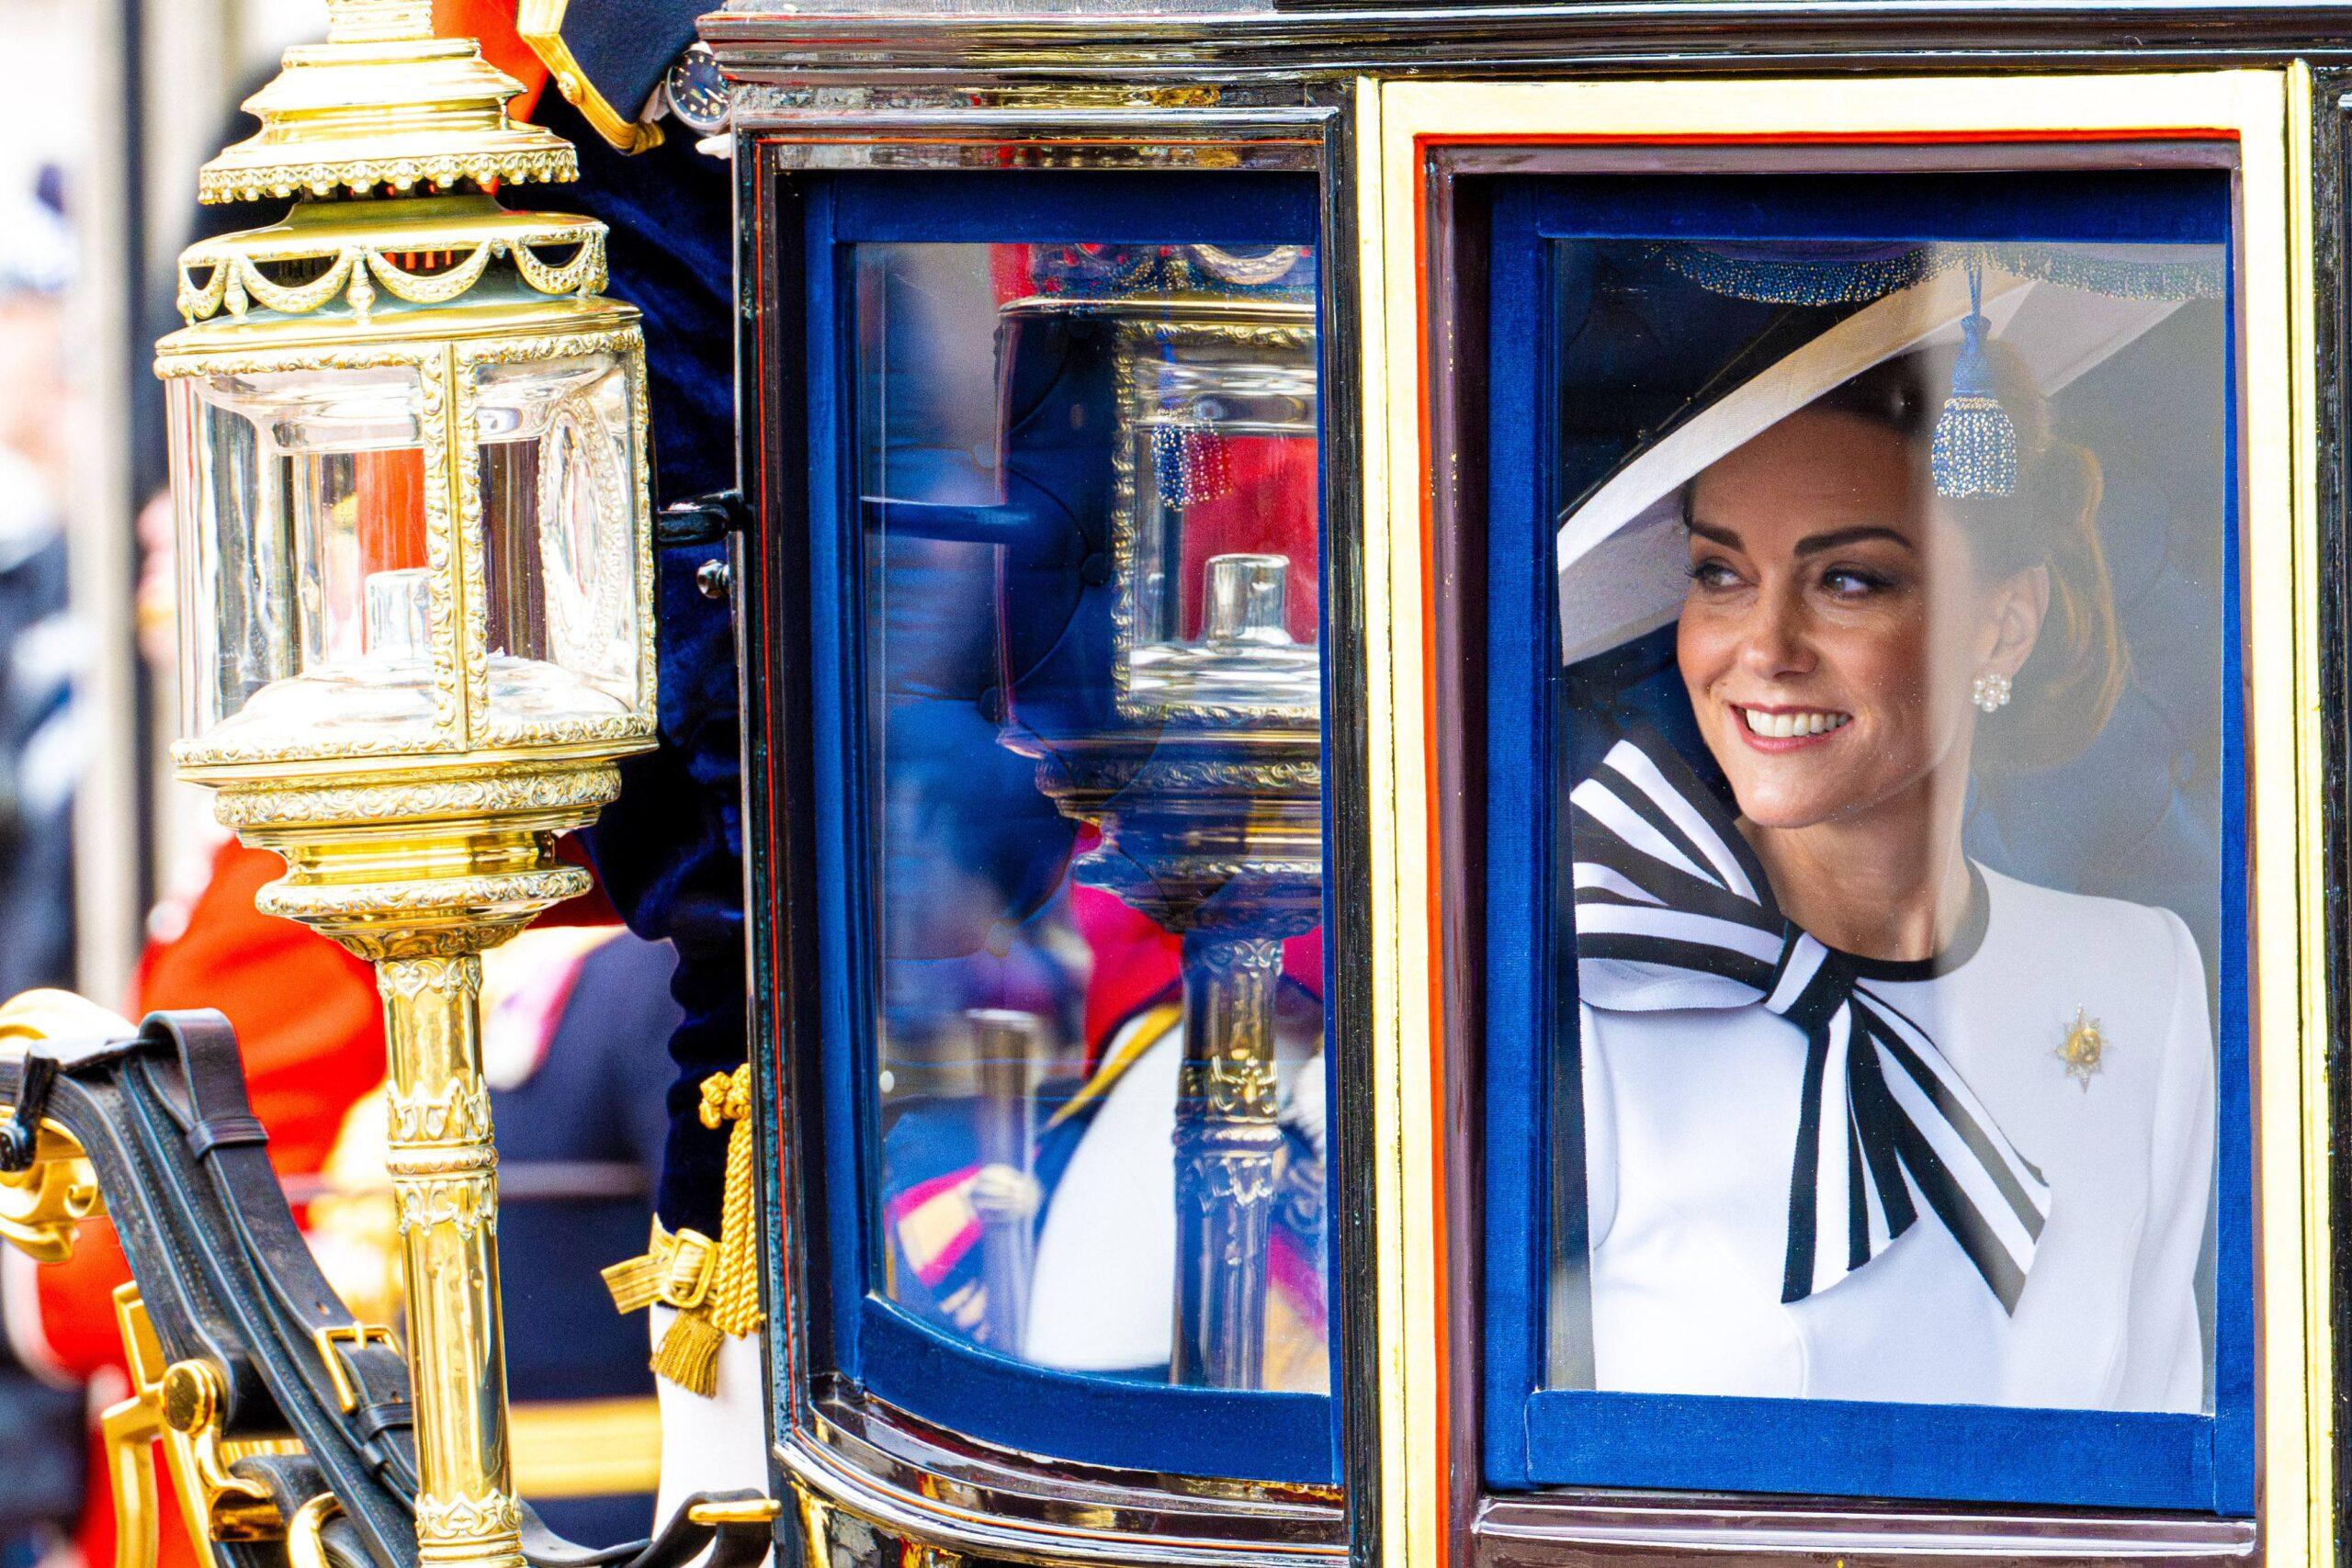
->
[[853, 242, 1329, 1393], [1550, 239, 2225, 1413]]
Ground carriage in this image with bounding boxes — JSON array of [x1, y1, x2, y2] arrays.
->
[[3, 4, 2346, 1567]]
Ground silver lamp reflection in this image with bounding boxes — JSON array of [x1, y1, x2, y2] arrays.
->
[[997, 293, 1320, 1388]]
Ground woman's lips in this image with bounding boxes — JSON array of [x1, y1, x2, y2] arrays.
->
[[1732, 704, 1851, 752]]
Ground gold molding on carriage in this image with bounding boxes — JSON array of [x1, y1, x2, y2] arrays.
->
[[1361, 66, 2324, 1568]]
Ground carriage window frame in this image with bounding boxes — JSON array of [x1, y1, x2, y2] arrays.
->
[[1475, 164, 2256, 1512], [794, 168, 1340, 1483]]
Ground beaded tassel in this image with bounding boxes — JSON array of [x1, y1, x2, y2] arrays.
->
[[1930, 263, 2018, 500]]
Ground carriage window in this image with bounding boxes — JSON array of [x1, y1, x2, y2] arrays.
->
[[817, 212, 1333, 1472], [1481, 169, 2249, 1510]]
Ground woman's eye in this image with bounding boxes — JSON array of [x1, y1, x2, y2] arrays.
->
[[1688, 558, 1741, 590], [1821, 566, 1893, 598]]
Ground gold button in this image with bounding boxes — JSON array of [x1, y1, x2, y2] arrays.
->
[[159, 1359, 223, 1434]]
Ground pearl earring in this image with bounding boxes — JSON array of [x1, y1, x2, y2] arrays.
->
[[1972, 671, 2012, 714]]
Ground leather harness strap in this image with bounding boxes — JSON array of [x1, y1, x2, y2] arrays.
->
[[3, 1016, 780, 1568]]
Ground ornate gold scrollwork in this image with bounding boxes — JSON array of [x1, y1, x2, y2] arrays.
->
[[1181, 1046, 1281, 1121], [175, 210, 609, 327], [105, 1286, 299, 1568], [413, 1487, 525, 1545], [286, 1494, 345, 1568], [0, 988, 126, 1262], [210, 764, 621, 831], [394, 1176, 499, 1239], [0, 1120, 98, 1262], [377, 954, 485, 1004], [387, 1077, 494, 1143]]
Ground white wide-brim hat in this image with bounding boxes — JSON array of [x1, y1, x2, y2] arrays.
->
[[1555, 252, 2198, 665]]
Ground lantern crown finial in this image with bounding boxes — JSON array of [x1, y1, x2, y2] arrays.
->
[[323, 0, 434, 45], [197, 0, 577, 206]]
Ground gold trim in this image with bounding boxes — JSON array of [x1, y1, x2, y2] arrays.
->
[[2274, 59, 2335, 1562], [509, 1398, 662, 1497], [286, 1495, 344, 1568], [1358, 72, 1443, 1568], [450, 327, 659, 750], [175, 200, 609, 328], [1364, 69, 2327, 1568], [686, 1497, 783, 1528], [210, 761, 620, 829], [516, 0, 667, 156]]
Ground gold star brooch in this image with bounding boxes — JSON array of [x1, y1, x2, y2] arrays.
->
[[2057, 1006, 2107, 1089]]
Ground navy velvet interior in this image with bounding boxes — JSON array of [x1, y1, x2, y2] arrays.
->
[[1480, 169, 2251, 1512]]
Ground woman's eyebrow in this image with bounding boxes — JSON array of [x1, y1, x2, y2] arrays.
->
[[1687, 520, 1742, 548], [1795, 525, 1914, 556]]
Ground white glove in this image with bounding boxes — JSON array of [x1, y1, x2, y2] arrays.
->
[[1280, 1051, 1327, 1162]]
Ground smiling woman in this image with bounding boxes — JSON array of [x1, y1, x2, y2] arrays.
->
[[1545, 230, 2227, 1422], [1674, 344, 2118, 958]]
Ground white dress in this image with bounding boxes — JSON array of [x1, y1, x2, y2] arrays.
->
[[1579, 863, 2214, 1412]]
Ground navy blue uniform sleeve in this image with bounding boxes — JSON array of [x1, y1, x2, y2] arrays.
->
[[530, 89, 744, 1235]]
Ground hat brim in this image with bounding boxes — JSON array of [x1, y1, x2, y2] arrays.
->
[[1555, 264, 2184, 665]]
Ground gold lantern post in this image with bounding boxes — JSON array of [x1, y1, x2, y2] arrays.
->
[[153, 8, 656, 1568]]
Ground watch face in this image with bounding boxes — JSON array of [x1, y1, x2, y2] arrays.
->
[[664, 42, 731, 139]]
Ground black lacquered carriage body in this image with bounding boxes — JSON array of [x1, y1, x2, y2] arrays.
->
[[732, 6, 2349, 1567]]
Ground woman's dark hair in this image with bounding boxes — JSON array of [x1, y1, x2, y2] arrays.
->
[[1807, 345, 2126, 775]]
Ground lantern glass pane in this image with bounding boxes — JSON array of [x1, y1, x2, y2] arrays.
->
[[471, 352, 644, 733], [171, 365, 439, 750]]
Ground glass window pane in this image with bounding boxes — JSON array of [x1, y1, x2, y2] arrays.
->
[[472, 352, 645, 733], [175, 364, 438, 750], [854, 241, 1329, 1393], [1544, 234, 2226, 1416]]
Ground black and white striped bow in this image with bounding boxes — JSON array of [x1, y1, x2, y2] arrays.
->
[[1569, 725, 2049, 1312]]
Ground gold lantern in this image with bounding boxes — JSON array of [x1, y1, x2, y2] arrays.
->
[[153, 7, 654, 1568]]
